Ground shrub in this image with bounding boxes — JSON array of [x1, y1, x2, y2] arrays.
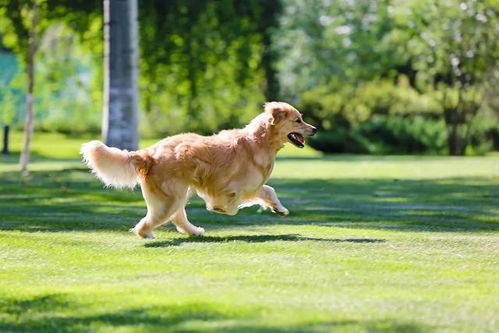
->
[[309, 115, 448, 154], [304, 79, 450, 154]]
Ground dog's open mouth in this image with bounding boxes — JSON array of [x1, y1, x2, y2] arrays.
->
[[287, 132, 305, 148]]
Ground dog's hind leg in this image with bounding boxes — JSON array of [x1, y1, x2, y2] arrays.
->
[[171, 206, 205, 236], [131, 181, 185, 239], [256, 185, 289, 216]]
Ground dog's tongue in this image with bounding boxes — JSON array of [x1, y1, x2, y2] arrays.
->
[[293, 133, 305, 144]]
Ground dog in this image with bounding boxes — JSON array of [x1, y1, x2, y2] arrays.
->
[[81, 102, 317, 238]]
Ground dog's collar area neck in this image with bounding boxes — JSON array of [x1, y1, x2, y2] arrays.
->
[[247, 127, 285, 150]]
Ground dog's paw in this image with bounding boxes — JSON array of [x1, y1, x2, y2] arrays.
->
[[191, 227, 205, 236], [130, 227, 155, 239], [273, 207, 289, 216], [176, 225, 205, 236]]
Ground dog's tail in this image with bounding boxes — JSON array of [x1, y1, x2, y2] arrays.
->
[[80, 140, 139, 189]]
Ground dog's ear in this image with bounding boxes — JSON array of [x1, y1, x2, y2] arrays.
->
[[265, 102, 286, 125]]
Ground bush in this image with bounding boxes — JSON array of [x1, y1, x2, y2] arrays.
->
[[303, 79, 451, 154], [309, 115, 447, 154], [357, 115, 447, 154], [307, 128, 359, 153]]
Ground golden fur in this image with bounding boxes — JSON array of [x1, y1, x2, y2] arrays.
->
[[81, 102, 316, 238]]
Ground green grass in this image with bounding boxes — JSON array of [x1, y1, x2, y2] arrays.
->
[[1, 132, 498, 332]]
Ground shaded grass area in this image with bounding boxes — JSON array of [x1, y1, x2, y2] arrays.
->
[[0, 168, 497, 234], [1, 133, 498, 332], [0, 294, 428, 333]]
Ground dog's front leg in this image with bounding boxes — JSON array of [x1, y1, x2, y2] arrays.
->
[[257, 185, 289, 216]]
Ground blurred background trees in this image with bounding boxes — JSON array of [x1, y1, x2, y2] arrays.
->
[[279, 0, 498, 155], [0, 0, 497, 155]]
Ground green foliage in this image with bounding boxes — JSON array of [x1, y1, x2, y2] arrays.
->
[[0, 52, 21, 125], [302, 79, 451, 154], [275, 0, 405, 97], [0, 0, 39, 61], [0, 0, 103, 134], [0, 22, 103, 134], [278, 0, 498, 155], [356, 115, 448, 154], [0, 0, 281, 136], [34, 24, 102, 134], [138, 1, 280, 135], [0, 89, 17, 124], [0, 0, 497, 154], [309, 115, 448, 154], [403, 0, 499, 154]]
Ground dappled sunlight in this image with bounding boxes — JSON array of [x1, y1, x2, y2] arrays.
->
[[0, 154, 498, 332], [0, 293, 431, 333], [0, 166, 497, 233]]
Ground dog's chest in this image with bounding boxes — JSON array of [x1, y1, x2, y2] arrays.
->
[[253, 152, 274, 178], [230, 153, 273, 196]]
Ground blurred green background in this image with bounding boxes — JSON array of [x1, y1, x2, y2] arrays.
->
[[0, 0, 498, 155]]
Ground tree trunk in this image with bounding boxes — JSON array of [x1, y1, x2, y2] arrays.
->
[[444, 105, 468, 156], [2, 125, 9, 155], [19, 2, 38, 177], [261, 0, 281, 101], [103, 0, 139, 150], [447, 123, 460, 155], [447, 122, 469, 155], [262, 30, 279, 101]]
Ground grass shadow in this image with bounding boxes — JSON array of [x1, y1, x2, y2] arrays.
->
[[0, 167, 497, 233], [0, 294, 429, 333], [144, 234, 386, 248]]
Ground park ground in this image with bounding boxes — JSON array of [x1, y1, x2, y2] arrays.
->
[[0, 132, 498, 333]]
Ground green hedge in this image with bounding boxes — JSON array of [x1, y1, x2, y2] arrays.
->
[[301, 79, 496, 155], [309, 115, 447, 154]]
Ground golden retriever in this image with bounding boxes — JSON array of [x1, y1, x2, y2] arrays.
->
[[81, 102, 316, 238]]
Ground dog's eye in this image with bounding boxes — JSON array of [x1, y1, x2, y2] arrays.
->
[[296, 119, 302, 123]]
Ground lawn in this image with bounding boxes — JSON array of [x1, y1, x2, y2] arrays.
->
[[0, 132, 498, 333]]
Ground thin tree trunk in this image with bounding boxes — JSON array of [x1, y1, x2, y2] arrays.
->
[[447, 120, 469, 155], [186, 35, 198, 124], [448, 124, 460, 155], [2, 125, 9, 155], [102, 0, 139, 150], [262, 30, 279, 101], [19, 2, 38, 177], [261, 0, 281, 101]]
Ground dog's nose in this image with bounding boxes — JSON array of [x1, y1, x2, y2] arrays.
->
[[311, 126, 318, 135]]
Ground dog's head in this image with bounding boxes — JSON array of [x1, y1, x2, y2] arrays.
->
[[265, 102, 317, 148]]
